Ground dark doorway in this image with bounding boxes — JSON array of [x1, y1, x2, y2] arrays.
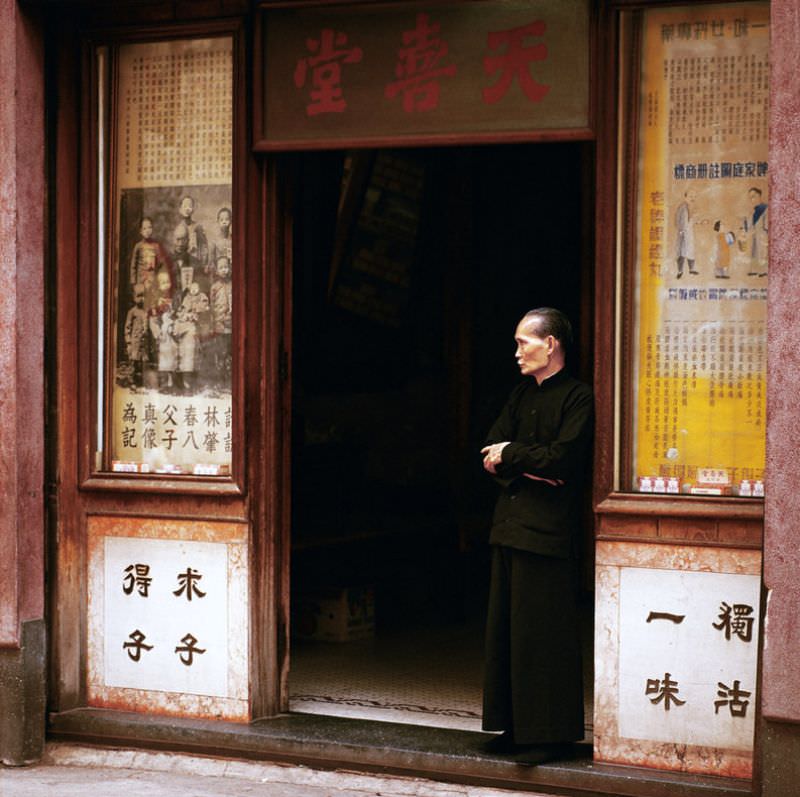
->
[[289, 143, 591, 732]]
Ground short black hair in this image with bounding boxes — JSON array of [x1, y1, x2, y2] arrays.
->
[[522, 307, 574, 349], [748, 187, 763, 197]]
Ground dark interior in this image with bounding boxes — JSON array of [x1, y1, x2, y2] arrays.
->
[[290, 142, 588, 645]]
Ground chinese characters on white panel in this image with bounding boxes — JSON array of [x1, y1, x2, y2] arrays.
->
[[121, 564, 209, 668], [644, 601, 755, 718]]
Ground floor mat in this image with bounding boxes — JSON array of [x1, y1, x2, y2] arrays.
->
[[289, 618, 594, 738]]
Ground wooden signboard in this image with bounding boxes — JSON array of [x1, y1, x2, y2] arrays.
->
[[254, 0, 591, 149]]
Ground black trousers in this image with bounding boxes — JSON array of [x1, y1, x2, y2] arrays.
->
[[482, 545, 584, 744]]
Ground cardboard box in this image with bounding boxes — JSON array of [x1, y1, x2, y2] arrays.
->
[[293, 586, 375, 642]]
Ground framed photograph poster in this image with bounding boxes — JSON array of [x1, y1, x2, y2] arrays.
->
[[628, 3, 768, 497], [104, 36, 234, 476]]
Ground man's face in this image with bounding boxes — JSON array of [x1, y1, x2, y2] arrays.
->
[[174, 226, 188, 253], [514, 318, 553, 378], [218, 210, 231, 232], [179, 197, 194, 219], [157, 271, 171, 293], [749, 190, 761, 207], [140, 219, 153, 239]]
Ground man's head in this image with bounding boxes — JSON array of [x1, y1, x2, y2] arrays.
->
[[179, 196, 195, 219], [139, 217, 154, 239], [514, 307, 572, 383], [748, 187, 763, 207]]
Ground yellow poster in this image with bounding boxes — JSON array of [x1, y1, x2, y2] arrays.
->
[[633, 3, 769, 495]]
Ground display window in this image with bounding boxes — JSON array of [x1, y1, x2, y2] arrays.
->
[[95, 35, 235, 478], [619, 2, 768, 498]]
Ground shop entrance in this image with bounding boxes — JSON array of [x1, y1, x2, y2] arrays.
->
[[288, 142, 592, 734]]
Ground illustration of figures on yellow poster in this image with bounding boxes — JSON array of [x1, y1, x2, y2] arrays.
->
[[632, 3, 769, 495]]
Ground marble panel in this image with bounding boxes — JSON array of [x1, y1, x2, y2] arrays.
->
[[87, 516, 249, 721], [594, 541, 761, 778]]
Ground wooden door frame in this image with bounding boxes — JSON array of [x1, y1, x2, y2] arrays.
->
[[46, 10, 296, 721], [252, 153, 294, 716]]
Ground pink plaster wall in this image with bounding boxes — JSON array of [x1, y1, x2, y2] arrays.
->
[[762, 0, 800, 723], [0, 0, 46, 647]]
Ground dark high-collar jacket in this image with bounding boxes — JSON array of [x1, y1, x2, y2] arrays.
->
[[486, 368, 594, 559]]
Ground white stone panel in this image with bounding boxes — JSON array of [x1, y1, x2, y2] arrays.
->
[[618, 567, 759, 750], [103, 537, 231, 697]]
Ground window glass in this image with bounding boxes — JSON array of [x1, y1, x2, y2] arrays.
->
[[105, 36, 234, 476], [628, 3, 768, 497]]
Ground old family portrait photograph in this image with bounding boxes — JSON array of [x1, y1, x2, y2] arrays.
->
[[114, 185, 233, 396]]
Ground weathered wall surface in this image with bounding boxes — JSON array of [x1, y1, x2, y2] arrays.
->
[[763, 0, 800, 724], [761, 1, 800, 794], [0, 0, 46, 766]]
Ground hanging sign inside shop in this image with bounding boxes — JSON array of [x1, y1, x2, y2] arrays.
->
[[255, 0, 590, 149]]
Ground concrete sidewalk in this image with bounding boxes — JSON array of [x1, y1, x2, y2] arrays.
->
[[0, 744, 549, 797]]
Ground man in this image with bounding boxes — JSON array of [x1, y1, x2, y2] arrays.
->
[[675, 189, 699, 278], [480, 308, 593, 763], [744, 187, 768, 277]]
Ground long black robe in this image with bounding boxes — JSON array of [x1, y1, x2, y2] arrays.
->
[[482, 368, 593, 744]]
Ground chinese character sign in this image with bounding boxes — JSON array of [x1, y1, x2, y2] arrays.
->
[[112, 392, 232, 474], [109, 38, 233, 476], [294, 29, 363, 116], [631, 4, 769, 492], [482, 21, 550, 105], [384, 13, 457, 112], [618, 567, 760, 750], [259, 0, 589, 146], [103, 536, 231, 696]]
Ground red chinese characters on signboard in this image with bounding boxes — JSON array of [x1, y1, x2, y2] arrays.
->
[[384, 13, 457, 112], [482, 21, 551, 105], [291, 17, 555, 118], [293, 29, 364, 116]]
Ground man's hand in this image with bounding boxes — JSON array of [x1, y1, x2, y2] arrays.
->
[[482, 443, 565, 485], [481, 442, 510, 474]]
